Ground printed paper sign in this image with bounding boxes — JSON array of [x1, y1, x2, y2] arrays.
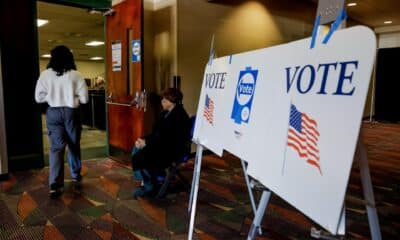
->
[[193, 26, 376, 234], [112, 41, 122, 71]]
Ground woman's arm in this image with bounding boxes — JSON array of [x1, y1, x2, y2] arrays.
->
[[34, 75, 48, 103]]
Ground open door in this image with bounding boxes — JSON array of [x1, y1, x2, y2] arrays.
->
[[105, 0, 144, 161]]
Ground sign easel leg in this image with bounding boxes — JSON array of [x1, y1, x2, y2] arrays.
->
[[356, 138, 382, 240], [187, 144, 204, 240], [247, 190, 271, 240], [188, 148, 200, 212], [240, 159, 262, 235]]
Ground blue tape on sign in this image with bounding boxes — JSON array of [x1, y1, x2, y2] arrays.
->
[[310, 14, 321, 49], [323, 9, 347, 45], [229, 55, 232, 64]]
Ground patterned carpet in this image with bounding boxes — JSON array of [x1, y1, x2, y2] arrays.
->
[[0, 121, 399, 239]]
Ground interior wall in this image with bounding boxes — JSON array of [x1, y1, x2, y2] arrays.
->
[[39, 59, 105, 78], [376, 25, 400, 49], [143, 0, 156, 135], [177, 0, 314, 116], [143, 0, 177, 135]]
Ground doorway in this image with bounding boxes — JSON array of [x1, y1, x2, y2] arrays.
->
[[37, 1, 107, 164], [375, 47, 400, 122]]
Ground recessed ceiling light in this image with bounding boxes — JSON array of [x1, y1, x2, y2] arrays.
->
[[85, 41, 104, 46], [384, 20, 393, 24], [41, 54, 51, 58], [37, 19, 49, 27], [347, 3, 357, 7], [90, 57, 104, 60]]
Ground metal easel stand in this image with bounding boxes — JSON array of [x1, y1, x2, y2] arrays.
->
[[187, 144, 204, 240], [187, 145, 268, 240], [240, 159, 262, 236], [246, 189, 271, 240], [311, 135, 382, 240], [356, 136, 382, 240]]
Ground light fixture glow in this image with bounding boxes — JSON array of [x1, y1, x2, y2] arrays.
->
[[41, 54, 51, 58], [90, 57, 104, 60], [37, 19, 49, 27], [85, 41, 104, 46], [384, 20, 393, 24], [347, 3, 357, 7]]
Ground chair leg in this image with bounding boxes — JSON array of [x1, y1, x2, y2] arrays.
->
[[176, 169, 191, 191], [156, 166, 177, 198]]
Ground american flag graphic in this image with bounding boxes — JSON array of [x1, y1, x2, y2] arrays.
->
[[287, 104, 322, 175], [204, 94, 214, 125]]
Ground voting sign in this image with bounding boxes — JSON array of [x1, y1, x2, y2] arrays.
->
[[193, 26, 376, 234], [193, 57, 230, 156]]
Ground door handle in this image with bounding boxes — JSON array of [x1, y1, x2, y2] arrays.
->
[[106, 101, 134, 107]]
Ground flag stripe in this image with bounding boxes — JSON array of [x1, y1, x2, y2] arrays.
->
[[307, 159, 322, 174], [287, 142, 308, 158], [288, 132, 307, 151], [303, 113, 318, 129], [288, 128, 306, 143]]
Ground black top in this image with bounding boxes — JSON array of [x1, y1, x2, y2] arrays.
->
[[145, 104, 191, 167]]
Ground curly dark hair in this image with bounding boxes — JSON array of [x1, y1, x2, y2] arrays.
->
[[162, 88, 183, 104], [46, 45, 76, 76]]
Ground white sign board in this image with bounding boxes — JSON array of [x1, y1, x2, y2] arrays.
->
[[193, 26, 376, 234]]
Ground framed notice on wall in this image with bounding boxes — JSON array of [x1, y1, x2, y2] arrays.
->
[[111, 40, 122, 71]]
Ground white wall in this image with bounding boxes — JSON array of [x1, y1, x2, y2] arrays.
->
[[376, 25, 400, 49], [378, 32, 400, 49], [39, 59, 105, 79]]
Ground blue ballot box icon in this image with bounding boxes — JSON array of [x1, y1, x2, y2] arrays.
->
[[231, 66, 258, 124]]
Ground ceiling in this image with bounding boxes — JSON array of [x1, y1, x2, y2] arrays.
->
[[37, 1, 105, 61], [345, 0, 400, 27], [37, 0, 400, 61]]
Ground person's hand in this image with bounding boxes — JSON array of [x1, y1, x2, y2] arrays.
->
[[135, 138, 146, 149]]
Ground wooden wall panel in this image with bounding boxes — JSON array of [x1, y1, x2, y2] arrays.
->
[[106, 0, 142, 99], [106, 0, 143, 153], [107, 105, 144, 151]]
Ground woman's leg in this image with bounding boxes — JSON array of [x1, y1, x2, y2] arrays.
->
[[46, 108, 66, 196], [64, 108, 82, 182], [131, 148, 156, 197]]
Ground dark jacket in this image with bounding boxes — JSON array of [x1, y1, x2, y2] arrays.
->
[[144, 104, 191, 168]]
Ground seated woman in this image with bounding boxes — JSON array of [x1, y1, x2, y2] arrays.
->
[[132, 88, 191, 198]]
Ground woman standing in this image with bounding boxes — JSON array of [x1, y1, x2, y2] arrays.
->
[[35, 45, 88, 199]]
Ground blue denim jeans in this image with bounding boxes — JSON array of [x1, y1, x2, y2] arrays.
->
[[46, 107, 82, 189]]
